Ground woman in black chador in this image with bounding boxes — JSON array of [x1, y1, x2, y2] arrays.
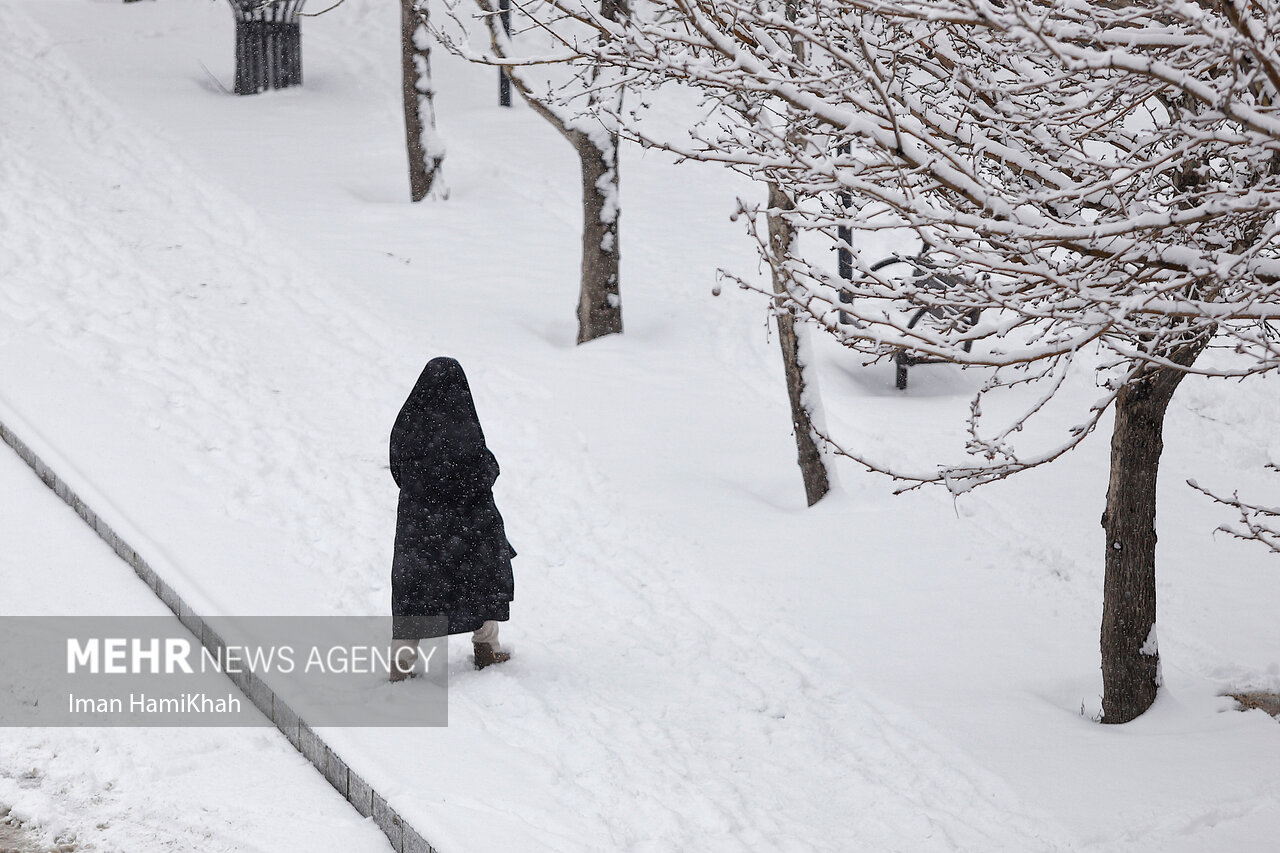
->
[[389, 357, 515, 679]]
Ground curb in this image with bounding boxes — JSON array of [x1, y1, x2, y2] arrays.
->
[[0, 416, 439, 853]]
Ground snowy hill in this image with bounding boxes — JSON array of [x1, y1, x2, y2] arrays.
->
[[2, 0, 1280, 850]]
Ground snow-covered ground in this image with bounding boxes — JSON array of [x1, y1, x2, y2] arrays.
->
[[0, 440, 393, 853], [2, 0, 1280, 850]]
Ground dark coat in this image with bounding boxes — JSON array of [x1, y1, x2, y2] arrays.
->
[[390, 357, 515, 639]]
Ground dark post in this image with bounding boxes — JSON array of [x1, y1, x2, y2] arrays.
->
[[498, 0, 512, 107], [228, 0, 306, 96], [836, 142, 853, 324]]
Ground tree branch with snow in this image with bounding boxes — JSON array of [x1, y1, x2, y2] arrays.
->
[[514, 0, 1280, 722]]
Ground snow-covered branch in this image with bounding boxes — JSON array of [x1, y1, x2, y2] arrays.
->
[[1191, 473, 1280, 555], [493, 0, 1280, 487]]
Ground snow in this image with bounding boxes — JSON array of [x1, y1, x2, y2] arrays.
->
[[1, 0, 1279, 851], [1142, 625, 1159, 656], [0, 440, 393, 853]]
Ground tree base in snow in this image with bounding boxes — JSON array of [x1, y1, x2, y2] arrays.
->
[[229, 2, 304, 95]]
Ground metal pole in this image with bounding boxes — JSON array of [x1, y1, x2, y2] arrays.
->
[[836, 142, 853, 323], [498, 0, 512, 107]]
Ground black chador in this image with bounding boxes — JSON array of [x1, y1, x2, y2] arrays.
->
[[390, 357, 515, 639]]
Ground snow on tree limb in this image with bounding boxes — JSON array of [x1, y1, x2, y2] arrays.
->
[[1190, 472, 1280, 554], [482, 0, 1280, 488]]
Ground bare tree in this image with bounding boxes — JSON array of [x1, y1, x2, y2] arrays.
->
[[402, 0, 446, 201], [435, 0, 624, 343], [761, 1, 834, 506], [768, 181, 833, 506], [533, 0, 1280, 720]]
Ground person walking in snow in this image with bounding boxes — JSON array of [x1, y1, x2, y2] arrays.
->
[[388, 357, 516, 680]]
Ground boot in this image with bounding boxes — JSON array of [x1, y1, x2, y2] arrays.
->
[[389, 644, 418, 682], [473, 643, 511, 670]]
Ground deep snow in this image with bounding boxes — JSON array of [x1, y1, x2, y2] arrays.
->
[[1, 0, 1279, 850]]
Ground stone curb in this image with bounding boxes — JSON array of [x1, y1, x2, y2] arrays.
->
[[0, 418, 440, 853]]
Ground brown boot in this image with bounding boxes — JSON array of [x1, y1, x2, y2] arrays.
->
[[473, 643, 511, 670]]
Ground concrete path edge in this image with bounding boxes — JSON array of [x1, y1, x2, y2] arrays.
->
[[0, 407, 439, 853]]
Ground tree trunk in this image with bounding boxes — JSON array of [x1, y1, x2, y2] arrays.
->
[[497, 0, 512, 107], [229, 1, 304, 96], [482, 0, 624, 343], [401, 0, 445, 201], [575, 134, 622, 343], [767, 182, 831, 506], [1099, 344, 1204, 723]]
